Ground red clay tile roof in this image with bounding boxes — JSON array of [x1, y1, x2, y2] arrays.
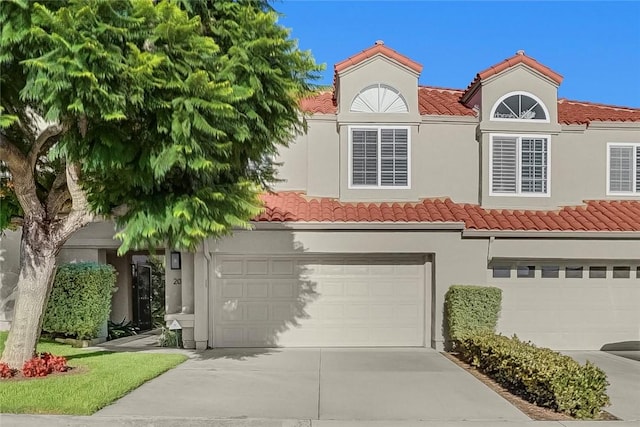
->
[[334, 43, 423, 75], [300, 91, 335, 114], [418, 86, 475, 116], [474, 52, 563, 86], [299, 87, 640, 125], [557, 99, 640, 125], [461, 52, 563, 102], [257, 192, 640, 232], [302, 47, 639, 124]]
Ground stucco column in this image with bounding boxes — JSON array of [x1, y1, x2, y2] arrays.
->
[[193, 248, 209, 350], [164, 252, 182, 314], [180, 252, 195, 314]]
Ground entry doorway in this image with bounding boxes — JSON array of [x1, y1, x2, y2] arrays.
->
[[132, 261, 153, 330]]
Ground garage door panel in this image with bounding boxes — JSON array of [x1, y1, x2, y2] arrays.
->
[[272, 281, 296, 298], [246, 259, 269, 275], [213, 255, 425, 347], [221, 280, 244, 298], [246, 281, 269, 298], [220, 260, 243, 275], [271, 259, 295, 275]]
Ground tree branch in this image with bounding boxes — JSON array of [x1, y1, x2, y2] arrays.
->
[[56, 162, 92, 241], [27, 123, 66, 171], [0, 133, 45, 218], [45, 171, 70, 218]]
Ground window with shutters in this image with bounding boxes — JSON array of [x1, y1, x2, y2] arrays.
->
[[490, 134, 550, 196], [491, 91, 549, 122], [349, 126, 410, 188], [607, 143, 640, 195]]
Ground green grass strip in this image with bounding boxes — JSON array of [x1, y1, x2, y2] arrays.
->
[[0, 332, 187, 414]]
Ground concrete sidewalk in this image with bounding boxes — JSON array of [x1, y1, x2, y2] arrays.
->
[[1, 415, 639, 427]]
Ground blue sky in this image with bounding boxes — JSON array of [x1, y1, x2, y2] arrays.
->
[[276, 1, 640, 107]]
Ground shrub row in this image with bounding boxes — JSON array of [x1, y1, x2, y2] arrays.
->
[[0, 353, 68, 379], [458, 333, 610, 419], [445, 285, 502, 342]]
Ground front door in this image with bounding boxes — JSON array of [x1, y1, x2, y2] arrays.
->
[[132, 263, 152, 330]]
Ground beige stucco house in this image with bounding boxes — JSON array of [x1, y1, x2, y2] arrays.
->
[[1, 43, 639, 350]]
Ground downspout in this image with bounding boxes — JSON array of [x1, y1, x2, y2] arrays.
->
[[203, 239, 212, 346], [487, 236, 494, 263]]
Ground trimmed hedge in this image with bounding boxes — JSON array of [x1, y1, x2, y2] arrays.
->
[[43, 262, 116, 339], [445, 285, 502, 342], [458, 333, 610, 419]]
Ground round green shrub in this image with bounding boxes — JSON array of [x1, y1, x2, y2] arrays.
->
[[43, 262, 116, 340]]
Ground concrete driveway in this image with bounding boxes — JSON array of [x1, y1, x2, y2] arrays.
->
[[96, 348, 527, 422], [564, 351, 640, 422]]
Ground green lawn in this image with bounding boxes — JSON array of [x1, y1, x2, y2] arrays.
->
[[0, 332, 187, 414]]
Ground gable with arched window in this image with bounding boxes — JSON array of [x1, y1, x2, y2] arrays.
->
[[490, 91, 549, 122], [348, 84, 410, 188], [489, 91, 551, 197], [350, 84, 409, 113]]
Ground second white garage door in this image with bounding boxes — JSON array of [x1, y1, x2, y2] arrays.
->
[[212, 255, 426, 347]]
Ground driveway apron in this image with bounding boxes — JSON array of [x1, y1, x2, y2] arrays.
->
[[96, 348, 527, 422], [563, 350, 640, 422]]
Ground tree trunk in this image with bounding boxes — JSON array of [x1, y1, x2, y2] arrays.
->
[[1, 221, 59, 369]]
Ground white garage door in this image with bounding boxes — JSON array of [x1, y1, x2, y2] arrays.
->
[[212, 255, 425, 347]]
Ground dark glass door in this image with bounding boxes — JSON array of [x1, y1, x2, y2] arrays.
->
[[132, 263, 152, 330]]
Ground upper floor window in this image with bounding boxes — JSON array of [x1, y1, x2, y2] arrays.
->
[[349, 126, 409, 188], [491, 91, 549, 122], [350, 84, 408, 113], [607, 143, 640, 195], [490, 134, 550, 196]]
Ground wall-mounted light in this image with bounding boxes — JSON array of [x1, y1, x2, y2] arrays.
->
[[170, 251, 181, 270]]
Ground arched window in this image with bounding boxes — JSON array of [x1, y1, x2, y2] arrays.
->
[[491, 91, 549, 122], [350, 84, 408, 113]]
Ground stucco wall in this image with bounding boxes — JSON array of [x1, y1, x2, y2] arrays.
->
[[203, 228, 640, 351], [0, 230, 21, 330], [206, 228, 489, 349], [273, 55, 640, 209], [107, 252, 133, 323]]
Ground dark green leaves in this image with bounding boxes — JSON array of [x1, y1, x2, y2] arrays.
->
[[1, 0, 320, 253]]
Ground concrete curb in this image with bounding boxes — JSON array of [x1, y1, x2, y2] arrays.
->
[[0, 416, 638, 427]]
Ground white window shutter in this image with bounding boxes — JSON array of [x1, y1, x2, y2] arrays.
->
[[380, 129, 408, 186], [636, 147, 640, 192], [492, 137, 518, 193], [352, 129, 378, 186], [520, 138, 548, 193], [609, 145, 633, 192]]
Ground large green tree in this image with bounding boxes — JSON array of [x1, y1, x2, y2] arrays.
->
[[0, 0, 320, 368]]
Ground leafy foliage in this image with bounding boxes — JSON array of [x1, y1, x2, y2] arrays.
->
[[0, 362, 16, 378], [21, 352, 68, 377], [458, 333, 610, 419], [1, 0, 319, 367], [43, 263, 116, 340], [40, 352, 69, 373], [158, 327, 181, 348], [107, 318, 139, 341], [445, 285, 502, 343], [0, 0, 321, 252]]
